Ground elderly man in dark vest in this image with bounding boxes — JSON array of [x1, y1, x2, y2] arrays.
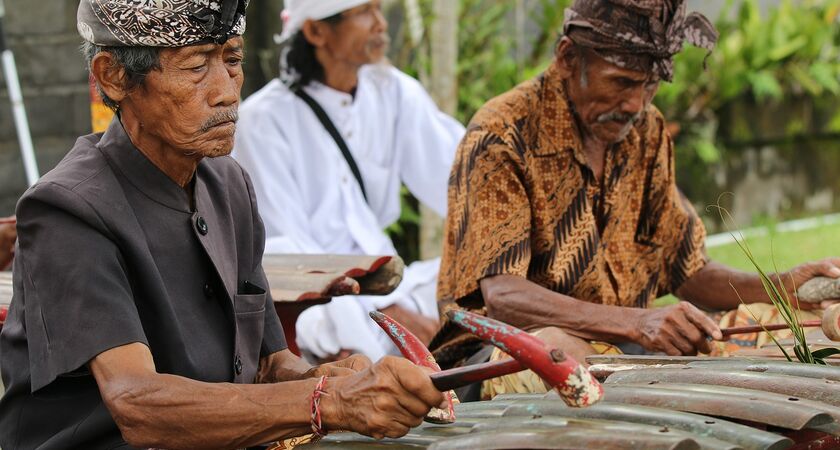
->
[[0, 1, 443, 448], [431, 0, 840, 400]]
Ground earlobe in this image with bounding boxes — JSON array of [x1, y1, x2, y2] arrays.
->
[[91, 52, 128, 104]]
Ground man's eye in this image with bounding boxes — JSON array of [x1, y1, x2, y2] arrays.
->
[[189, 64, 207, 73], [227, 58, 243, 66]]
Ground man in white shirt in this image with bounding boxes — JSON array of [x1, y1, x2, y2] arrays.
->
[[234, 0, 465, 362]]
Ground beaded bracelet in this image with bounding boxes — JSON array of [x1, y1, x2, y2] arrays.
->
[[310, 376, 329, 441]]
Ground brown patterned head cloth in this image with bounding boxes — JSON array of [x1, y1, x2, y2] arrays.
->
[[563, 0, 718, 82], [77, 0, 249, 47]]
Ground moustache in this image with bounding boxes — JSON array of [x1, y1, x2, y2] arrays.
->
[[367, 33, 391, 51], [596, 111, 640, 126], [201, 109, 239, 133]]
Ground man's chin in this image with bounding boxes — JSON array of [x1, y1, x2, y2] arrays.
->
[[199, 137, 235, 159], [594, 123, 633, 145]]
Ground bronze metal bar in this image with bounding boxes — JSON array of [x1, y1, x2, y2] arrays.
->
[[605, 368, 840, 407]]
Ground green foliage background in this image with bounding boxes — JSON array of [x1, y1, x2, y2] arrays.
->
[[387, 0, 840, 259], [395, 0, 840, 158]]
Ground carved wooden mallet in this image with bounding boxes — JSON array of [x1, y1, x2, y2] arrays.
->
[[721, 276, 840, 341], [370, 309, 604, 422], [721, 302, 840, 341]]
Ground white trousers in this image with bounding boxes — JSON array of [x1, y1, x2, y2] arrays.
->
[[295, 258, 441, 362]]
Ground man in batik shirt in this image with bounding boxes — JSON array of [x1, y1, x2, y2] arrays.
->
[[431, 0, 840, 399]]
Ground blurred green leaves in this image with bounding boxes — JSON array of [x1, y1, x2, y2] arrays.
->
[[657, 0, 840, 162]]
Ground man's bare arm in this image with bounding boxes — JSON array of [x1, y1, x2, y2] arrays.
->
[[481, 274, 721, 356], [91, 343, 313, 449], [481, 275, 642, 341], [677, 259, 840, 311], [91, 343, 443, 449]]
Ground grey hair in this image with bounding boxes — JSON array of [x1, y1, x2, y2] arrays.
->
[[574, 43, 589, 88], [81, 41, 162, 111]]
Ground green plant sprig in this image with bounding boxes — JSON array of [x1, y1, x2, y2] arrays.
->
[[711, 199, 838, 364]]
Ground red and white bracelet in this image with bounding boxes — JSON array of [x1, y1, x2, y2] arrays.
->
[[310, 376, 329, 441]]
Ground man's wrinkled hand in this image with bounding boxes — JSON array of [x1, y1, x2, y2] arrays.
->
[[635, 301, 722, 356], [305, 354, 373, 378], [320, 356, 443, 440], [782, 257, 840, 310]]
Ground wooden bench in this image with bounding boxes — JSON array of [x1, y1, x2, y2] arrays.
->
[[0, 254, 405, 355], [264, 254, 404, 354]]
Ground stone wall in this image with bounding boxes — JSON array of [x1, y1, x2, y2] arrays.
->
[[0, 0, 285, 216], [680, 96, 840, 232], [0, 0, 91, 215]]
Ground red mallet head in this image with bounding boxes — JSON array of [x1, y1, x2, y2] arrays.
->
[[446, 310, 604, 407]]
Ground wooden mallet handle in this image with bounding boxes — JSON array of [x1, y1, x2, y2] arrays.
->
[[720, 304, 840, 341], [429, 358, 523, 392]]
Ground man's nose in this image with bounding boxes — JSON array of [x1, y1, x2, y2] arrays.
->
[[208, 63, 239, 107], [373, 7, 388, 33], [620, 86, 645, 116]]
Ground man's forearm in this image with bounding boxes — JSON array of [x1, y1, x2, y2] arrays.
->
[[92, 344, 315, 449], [481, 275, 644, 343], [676, 261, 773, 311], [112, 375, 315, 449]]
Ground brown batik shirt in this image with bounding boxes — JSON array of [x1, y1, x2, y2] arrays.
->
[[430, 63, 708, 366]]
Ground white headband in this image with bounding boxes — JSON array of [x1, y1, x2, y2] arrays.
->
[[276, 0, 370, 43]]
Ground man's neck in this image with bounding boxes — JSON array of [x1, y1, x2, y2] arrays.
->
[[580, 135, 608, 183], [324, 67, 359, 94], [120, 113, 200, 189], [319, 57, 361, 94], [567, 95, 609, 181]]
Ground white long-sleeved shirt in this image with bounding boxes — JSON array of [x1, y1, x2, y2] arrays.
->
[[234, 64, 464, 257], [233, 64, 465, 360]]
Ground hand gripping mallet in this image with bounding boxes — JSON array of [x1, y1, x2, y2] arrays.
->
[[370, 311, 458, 423], [371, 310, 604, 411], [721, 303, 840, 341]]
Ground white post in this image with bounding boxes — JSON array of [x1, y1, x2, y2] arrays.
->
[[0, 0, 39, 186]]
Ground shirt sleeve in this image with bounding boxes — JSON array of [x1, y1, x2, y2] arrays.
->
[[240, 167, 288, 357], [16, 182, 148, 392], [659, 187, 709, 294], [393, 70, 465, 217], [438, 128, 532, 306], [642, 110, 709, 295], [233, 107, 326, 254]]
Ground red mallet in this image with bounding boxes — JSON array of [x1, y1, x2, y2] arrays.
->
[[374, 310, 603, 408], [370, 311, 458, 424], [445, 310, 603, 407]]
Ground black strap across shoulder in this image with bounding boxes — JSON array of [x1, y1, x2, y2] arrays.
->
[[293, 87, 369, 203]]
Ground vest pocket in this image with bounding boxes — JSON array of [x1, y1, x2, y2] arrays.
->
[[233, 285, 267, 382]]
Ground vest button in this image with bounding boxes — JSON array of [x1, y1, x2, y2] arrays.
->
[[234, 355, 243, 375], [195, 216, 208, 235]]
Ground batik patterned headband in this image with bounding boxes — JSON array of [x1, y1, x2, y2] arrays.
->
[[77, 0, 249, 47]]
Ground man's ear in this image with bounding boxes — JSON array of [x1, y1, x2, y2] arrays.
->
[[554, 36, 577, 79], [301, 19, 329, 48], [91, 52, 128, 105]]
